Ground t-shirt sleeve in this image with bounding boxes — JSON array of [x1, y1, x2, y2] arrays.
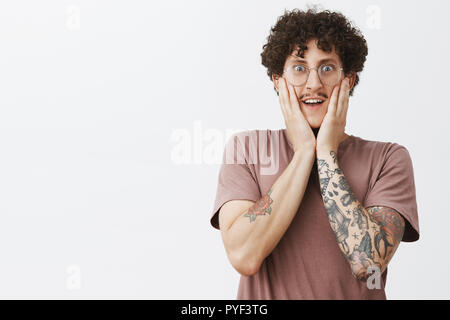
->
[[210, 132, 261, 230], [364, 144, 420, 242]]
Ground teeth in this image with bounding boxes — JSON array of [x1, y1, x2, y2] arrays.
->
[[304, 99, 324, 104]]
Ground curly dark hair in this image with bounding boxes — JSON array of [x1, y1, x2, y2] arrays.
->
[[261, 8, 368, 96]]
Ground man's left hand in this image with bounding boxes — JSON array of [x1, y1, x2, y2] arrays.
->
[[316, 77, 351, 153]]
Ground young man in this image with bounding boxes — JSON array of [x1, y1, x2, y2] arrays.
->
[[210, 8, 419, 299]]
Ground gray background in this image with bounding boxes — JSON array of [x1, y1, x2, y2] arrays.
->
[[0, 0, 448, 299]]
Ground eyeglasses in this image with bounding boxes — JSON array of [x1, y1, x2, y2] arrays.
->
[[282, 55, 344, 87]]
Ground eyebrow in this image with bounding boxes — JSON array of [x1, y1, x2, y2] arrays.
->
[[288, 57, 338, 65]]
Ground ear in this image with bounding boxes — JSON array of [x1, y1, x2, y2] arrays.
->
[[272, 74, 280, 92], [348, 72, 357, 90]]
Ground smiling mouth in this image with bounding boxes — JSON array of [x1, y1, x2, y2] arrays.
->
[[302, 99, 326, 109]]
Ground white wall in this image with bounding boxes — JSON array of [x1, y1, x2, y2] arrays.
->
[[0, 0, 447, 299]]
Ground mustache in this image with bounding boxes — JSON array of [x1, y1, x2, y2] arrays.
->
[[299, 93, 328, 100]]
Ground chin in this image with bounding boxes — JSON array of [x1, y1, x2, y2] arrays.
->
[[306, 116, 324, 129], [301, 107, 326, 129]]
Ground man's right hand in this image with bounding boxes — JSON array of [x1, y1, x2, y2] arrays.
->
[[220, 81, 317, 274], [277, 77, 316, 155]]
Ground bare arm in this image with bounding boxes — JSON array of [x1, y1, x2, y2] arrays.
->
[[219, 76, 316, 276], [316, 149, 405, 280], [220, 150, 315, 276]]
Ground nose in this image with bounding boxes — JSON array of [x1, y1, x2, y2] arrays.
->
[[305, 69, 323, 92]]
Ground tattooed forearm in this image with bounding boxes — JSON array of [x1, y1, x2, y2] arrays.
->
[[318, 159, 342, 197], [244, 189, 274, 223], [316, 151, 405, 281], [324, 196, 351, 254], [367, 206, 405, 260]]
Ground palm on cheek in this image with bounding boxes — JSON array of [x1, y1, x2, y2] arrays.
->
[[316, 77, 351, 152]]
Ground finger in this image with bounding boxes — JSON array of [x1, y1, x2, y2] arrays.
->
[[337, 77, 350, 118], [278, 77, 291, 119], [327, 81, 340, 117], [340, 78, 350, 119], [279, 94, 289, 121], [287, 82, 301, 114]]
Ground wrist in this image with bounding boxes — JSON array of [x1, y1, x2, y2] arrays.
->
[[315, 149, 340, 169], [293, 148, 315, 162], [316, 146, 337, 157]]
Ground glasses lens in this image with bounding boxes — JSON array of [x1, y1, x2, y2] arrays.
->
[[319, 64, 339, 86], [286, 65, 308, 86]]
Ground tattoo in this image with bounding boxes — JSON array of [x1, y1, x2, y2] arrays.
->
[[317, 159, 329, 174], [337, 176, 349, 191], [319, 164, 343, 197], [320, 177, 331, 197], [349, 244, 378, 280], [374, 229, 393, 259], [368, 206, 405, 241], [340, 192, 356, 207], [351, 206, 368, 231], [244, 189, 273, 223], [358, 231, 373, 259], [317, 151, 405, 280], [330, 151, 337, 164], [328, 189, 339, 198], [324, 196, 351, 254], [367, 206, 405, 260]]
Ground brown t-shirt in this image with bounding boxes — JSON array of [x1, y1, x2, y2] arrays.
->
[[210, 129, 419, 300]]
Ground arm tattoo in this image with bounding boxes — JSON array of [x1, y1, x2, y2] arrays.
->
[[367, 206, 405, 260], [330, 150, 338, 164], [317, 151, 405, 280], [244, 189, 273, 223], [324, 196, 351, 254]]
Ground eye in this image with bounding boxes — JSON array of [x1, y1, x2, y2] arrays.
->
[[320, 64, 336, 72], [293, 65, 307, 72]]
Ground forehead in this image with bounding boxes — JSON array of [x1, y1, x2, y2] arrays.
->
[[287, 39, 341, 65]]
